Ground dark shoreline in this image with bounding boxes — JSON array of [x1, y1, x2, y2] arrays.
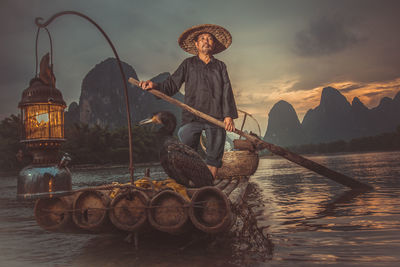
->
[[69, 161, 161, 171], [3, 149, 399, 175], [0, 162, 161, 177]]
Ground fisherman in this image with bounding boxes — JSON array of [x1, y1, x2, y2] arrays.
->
[[139, 24, 238, 178]]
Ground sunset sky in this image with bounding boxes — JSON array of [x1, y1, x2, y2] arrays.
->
[[1, 0, 400, 133]]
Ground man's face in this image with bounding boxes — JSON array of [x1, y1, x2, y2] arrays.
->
[[195, 33, 215, 55]]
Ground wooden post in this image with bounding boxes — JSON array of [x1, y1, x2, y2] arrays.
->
[[128, 77, 372, 190]]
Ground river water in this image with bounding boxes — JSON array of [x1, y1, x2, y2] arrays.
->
[[0, 151, 399, 266]]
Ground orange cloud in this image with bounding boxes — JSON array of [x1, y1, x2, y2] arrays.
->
[[269, 77, 400, 121]]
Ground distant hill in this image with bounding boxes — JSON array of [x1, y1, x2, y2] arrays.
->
[[263, 87, 400, 146], [65, 58, 183, 129], [263, 100, 303, 146]]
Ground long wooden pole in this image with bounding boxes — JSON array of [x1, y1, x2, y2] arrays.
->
[[128, 78, 372, 190]]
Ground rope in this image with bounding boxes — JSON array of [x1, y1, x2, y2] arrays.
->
[[37, 178, 229, 217], [38, 203, 229, 218]]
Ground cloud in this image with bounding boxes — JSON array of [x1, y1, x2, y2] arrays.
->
[[337, 83, 365, 93], [298, 78, 400, 113], [2, 0, 400, 135], [363, 91, 382, 98], [294, 16, 363, 57], [251, 77, 400, 128]]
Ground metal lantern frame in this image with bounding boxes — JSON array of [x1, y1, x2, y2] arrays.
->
[[33, 11, 136, 181], [19, 79, 66, 148], [21, 103, 65, 141], [17, 11, 136, 200]]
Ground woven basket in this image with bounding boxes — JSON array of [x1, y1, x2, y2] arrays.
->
[[217, 150, 259, 179]]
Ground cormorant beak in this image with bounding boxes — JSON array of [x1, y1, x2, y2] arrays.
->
[[139, 116, 155, 125], [138, 115, 161, 125]]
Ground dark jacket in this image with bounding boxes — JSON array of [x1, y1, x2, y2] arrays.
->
[[156, 56, 238, 125]]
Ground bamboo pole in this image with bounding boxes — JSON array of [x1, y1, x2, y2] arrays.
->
[[189, 186, 232, 233], [128, 78, 373, 190]]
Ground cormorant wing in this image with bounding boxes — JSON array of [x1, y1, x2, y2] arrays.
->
[[160, 140, 214, 188]]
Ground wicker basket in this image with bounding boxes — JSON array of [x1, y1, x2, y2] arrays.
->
[[217, 150, 259, 179]]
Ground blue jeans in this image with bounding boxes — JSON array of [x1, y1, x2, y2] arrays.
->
[[178, 122, 226, 168]]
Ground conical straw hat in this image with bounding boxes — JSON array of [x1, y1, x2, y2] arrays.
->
[[178, 24, 232, 55]]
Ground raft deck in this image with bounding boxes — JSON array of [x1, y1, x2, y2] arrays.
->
[[34, 176, 250, 235]]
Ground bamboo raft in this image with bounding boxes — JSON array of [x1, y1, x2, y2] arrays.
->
[[34, 138, 258, 236], [34, 175, 251, 235]]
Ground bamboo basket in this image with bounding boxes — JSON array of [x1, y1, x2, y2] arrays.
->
[[217, 150, 259, 179]]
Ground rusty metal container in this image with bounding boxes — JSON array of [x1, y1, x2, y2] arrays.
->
[[18, 165, 72, 200]]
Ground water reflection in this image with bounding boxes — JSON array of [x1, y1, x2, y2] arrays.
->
[[253, 151, 400, 265], [67, 182, 274, 266], [1, 151, 400, 266]]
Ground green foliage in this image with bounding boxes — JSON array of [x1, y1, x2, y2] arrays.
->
[[0, 114, 161, 170], [62, 122, 160, 165], [3, 114, 398, 169]]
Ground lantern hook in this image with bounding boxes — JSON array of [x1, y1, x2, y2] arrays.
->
[[34, 27, 53, 79], [34, 11, 135, 182]]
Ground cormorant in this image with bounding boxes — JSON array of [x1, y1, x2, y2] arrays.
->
[[139, 111, 214, 188]]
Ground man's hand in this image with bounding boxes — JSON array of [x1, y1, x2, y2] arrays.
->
[[139, 80, 156, 90], [224, 117, 235, 132]]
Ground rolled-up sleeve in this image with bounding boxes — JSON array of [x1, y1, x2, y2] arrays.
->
[[157, 60, 186, 96], [221, 63, 238, 119]]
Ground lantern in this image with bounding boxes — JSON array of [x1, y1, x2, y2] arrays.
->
[[19, 78, 65, 151], [17, 53, 72, 200], [16, 10, 138, 199]]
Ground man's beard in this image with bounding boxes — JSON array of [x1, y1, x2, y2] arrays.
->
[[201, 45, 213, 54]]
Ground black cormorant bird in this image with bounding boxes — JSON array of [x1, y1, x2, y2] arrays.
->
[[139, 111, 213, 188]]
